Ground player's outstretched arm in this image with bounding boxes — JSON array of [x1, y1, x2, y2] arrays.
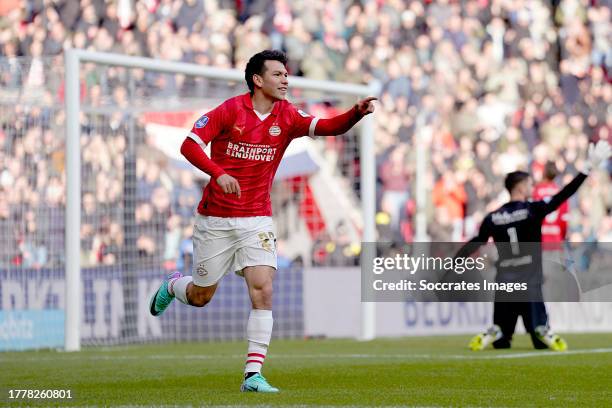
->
[[538, 141, 611, 216], [455, 216, 492, 258], [314, 96, 377, 136]]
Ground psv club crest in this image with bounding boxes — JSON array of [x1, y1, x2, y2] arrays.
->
[[268, 125, 281, 137], [196, 263, 208, 276]]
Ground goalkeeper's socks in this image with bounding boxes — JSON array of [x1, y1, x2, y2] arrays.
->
[[244, 309, 273, 375], [170, 276, 193, 305]]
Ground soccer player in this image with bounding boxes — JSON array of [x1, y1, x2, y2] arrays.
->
[[533, 161, 569, 250], [148, 50, 376, 392], [533, 162, 578, 301], [456, 141, 611, 351]]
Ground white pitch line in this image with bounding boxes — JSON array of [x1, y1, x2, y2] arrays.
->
[[2, 348, 612, 363], [165, 348, 612, 360], [260, 348, 612, 360], [468, 347, 612, 359]]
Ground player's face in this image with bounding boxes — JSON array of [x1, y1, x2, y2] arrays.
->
[[256, 60, 289, 101]]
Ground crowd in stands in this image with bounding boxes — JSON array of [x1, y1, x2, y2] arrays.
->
[[0, 0, 610, 269]]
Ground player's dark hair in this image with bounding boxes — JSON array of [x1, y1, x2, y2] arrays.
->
[[543, 161, 558, 181], [245, 50, 288, 95], [505, 171, 530, 193]]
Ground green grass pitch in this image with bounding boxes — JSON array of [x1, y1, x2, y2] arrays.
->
[[2, 333, 612, 407]]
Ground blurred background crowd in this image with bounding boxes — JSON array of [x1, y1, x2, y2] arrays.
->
[[0, 0, 610, 269]]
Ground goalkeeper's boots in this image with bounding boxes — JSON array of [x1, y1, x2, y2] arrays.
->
[[535, 325, 568, 351], [469, 325, 502, 351], [149, 271, 182, 316], [240, 373, 279, 393]]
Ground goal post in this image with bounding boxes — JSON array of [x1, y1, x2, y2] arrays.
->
[[64, 49, 377, 351]]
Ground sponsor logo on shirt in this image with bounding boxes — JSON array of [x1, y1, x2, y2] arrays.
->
[[297, 109, 310, 117], [268, 125, 281, 137], [491, 209, 530, 225], [233, 125, 244, 135], [227, 142, 278, 162], [195, 115, 209, 129]]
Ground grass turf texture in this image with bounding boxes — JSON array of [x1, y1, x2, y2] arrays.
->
[[1, 333, 611, 407]]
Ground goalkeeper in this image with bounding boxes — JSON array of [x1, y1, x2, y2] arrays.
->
[[148, 50, 376, 392], [456, 141, 611, 351]]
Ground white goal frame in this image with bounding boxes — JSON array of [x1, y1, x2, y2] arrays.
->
[[64, 49, 377, 351]]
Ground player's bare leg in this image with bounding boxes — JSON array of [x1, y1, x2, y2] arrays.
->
[[240, 265, 279, 393], [149, 272, 218, 316], [184, 282, 218, 307], [245, 265, 275, 310]]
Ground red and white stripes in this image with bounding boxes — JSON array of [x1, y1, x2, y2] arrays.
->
[[245, 352, 266, 373]]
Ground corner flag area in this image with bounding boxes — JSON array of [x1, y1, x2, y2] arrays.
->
[[2, 334, 611, 407]]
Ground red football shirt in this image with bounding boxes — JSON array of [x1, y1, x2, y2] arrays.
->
[[188, 93, 317, 217], [533, 181, 569, 246]]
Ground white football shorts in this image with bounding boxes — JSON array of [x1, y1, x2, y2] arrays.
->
[[192, 215, 277, 287]]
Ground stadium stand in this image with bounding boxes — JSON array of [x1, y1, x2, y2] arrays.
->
[[0, 0, 610, 271]]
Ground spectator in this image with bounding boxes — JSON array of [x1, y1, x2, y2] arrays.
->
[[379, 144, 411, 231], [173, 169, 199, 220]]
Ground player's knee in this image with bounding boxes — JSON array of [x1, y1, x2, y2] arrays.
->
[[263, 283, 273, 301], [249, 282, 273, 308], [190, 295, 210, 307], [252, 282, 273, 300], [188, 287, 215, 307]]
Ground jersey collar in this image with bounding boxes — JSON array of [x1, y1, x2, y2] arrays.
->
[[242, 93, 282, 116]]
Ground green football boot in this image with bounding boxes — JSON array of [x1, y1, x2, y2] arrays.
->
[[149, 271, 182, 316], [240, 373, 279, 393]]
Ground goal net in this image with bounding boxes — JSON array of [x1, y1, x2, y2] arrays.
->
[[0, 50, 375, 350]]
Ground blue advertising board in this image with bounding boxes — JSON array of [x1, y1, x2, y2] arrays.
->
[[0, 310, 64, 351]]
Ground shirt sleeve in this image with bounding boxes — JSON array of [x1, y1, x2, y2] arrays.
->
[[180, 137, 226, 179], [187, 101, 231, 145], [531, 173, 587, 219], [314, 107, 362, 136], [455, 215, 493, 258], [287, 104, 318, 139]]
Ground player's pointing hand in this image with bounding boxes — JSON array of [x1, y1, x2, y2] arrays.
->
[[355, 96, 377, 116], [216, 174, 242, 198]]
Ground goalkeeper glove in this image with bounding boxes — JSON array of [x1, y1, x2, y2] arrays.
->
[[583, 140, 611, 175]]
